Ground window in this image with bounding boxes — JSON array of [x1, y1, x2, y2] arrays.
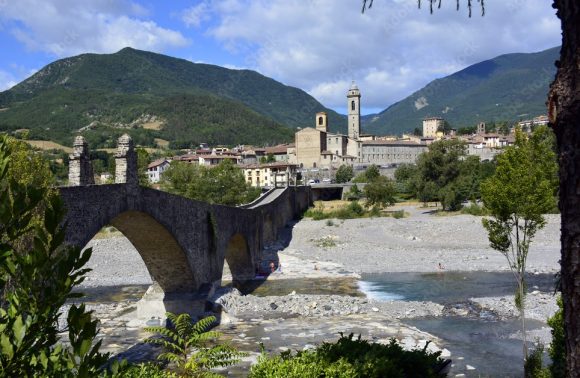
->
[[318, 116, 323, 125], [351, 100, 356, 111]]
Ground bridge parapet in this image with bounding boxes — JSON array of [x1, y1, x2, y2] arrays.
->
[[68, 136, 94, 186], [114, 134, 138, 186]]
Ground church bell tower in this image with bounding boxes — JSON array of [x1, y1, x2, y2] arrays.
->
[[347, 81, 361, 139]]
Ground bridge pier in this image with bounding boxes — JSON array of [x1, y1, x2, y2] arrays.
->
[[135, 282, 212, 321]]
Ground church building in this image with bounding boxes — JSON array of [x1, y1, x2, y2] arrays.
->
[[295, 82, 363, 169]]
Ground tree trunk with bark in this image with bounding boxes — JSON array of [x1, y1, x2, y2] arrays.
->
[[549, 1, 580, 376]]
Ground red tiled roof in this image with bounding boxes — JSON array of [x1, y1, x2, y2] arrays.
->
[[147, 159, 170, 169]]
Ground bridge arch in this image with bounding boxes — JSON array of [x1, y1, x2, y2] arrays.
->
[[107, 211, 196, 293], [224, 233, 254, 282]]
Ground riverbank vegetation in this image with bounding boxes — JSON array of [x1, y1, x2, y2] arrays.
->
[[249, 333, 449, 378], [390, 126, 558, 214], [481, 127, 559, 371], [304, 200, 406, 221]]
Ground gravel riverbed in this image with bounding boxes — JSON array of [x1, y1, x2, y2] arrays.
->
[[77, 205, 562, 375]]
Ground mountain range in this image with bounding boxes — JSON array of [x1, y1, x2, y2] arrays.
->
[[0, 46, 559, 149], [0, 47, 345, 149], [362, 46, 558, 135]]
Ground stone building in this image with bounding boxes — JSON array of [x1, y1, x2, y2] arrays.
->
[[295, 126, 327, 168], [347, 82, 361, 140], [423, 117, 444, 138], [361, 140, 428, 165], [264, 144, 294, 162], [294, 84, 362, 169]]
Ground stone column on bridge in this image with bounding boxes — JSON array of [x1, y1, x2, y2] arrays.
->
[[68, 136, 94, 186], [115, 134, 138, 185]]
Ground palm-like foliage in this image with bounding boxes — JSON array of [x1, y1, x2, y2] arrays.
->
[[144, 313, 246, 377]]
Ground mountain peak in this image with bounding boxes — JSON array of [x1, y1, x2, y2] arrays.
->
[[362, 46, 559, 134], [0, 47, 346, 148]]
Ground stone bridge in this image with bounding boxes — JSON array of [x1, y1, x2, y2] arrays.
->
[[59, 135, 311, 319]]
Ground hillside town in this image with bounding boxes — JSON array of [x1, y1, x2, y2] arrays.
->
[[144, 82, 548, 188], [2, 1, 577, 377]]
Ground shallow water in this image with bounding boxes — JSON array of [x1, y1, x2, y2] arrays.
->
[[406, 316, 545, 377], [222, 277, 362, 297], [73, 272, 555, 376], [358, 271, 556, 376], [359, 271, 556, 303], [72, 284, 149, 303]]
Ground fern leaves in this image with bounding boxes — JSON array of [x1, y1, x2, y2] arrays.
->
[[144, 312, 246, 376]]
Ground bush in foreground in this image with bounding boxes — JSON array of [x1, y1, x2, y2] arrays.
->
[[144, 313, 246, 377], [249, 333, 448, 378]]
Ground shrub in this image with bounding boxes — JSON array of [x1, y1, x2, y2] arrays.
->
[[392, 210, 406, 219], [547, 296, 565, 378], [304, 205, 327, 220], [524, 343, 550, 378], [369, 206, 381, 217], [460, 203, 489, 216], [314, 236, 338, 248], [345, 184, 362, 201], [144, 313, 246, 376], [249, 334, 448, 378], [520, 295, 565, 378], [105, 361, 177, 378]]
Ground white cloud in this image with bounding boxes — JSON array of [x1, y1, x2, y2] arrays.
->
[[182, 2, 211, 28], [205, 0, 560, 111], [0, 70, 17, 91], [0, 0, 189, 58]]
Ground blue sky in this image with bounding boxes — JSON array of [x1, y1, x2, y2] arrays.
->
[[0, 0, 561, 115]]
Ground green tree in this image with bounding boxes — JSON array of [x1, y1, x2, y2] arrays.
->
[[161, 160, 261, 206], [353, 164, 380, 183], [481, 127, 558, 366], [335, 165, 354, 183], [414, 139, 466, 207], [0, 135, 109, 376], [365, 164, 380, 182], [457, 126, 476, 135], [5, 138, 54, 189], [394, 163, 419, 194], [136, 148, 151, 187], [496, 121, 510, 135], [144, 313, 245, 376], [364, 176, 396, 208]]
